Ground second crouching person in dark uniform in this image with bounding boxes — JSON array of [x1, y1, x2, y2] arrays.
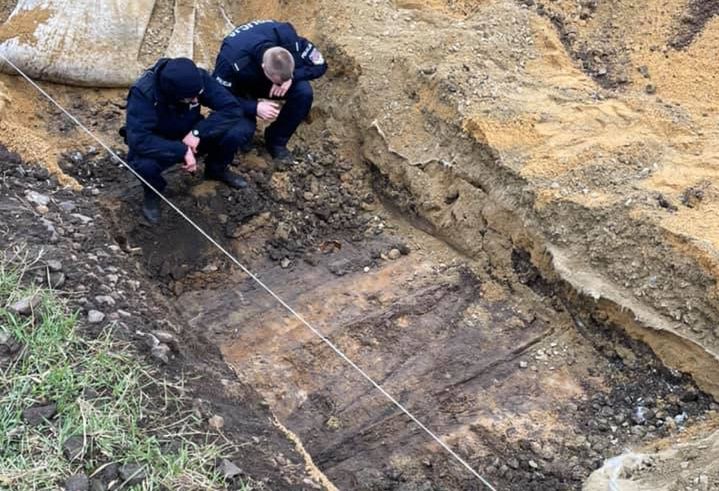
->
[[125, 57, 254, 223], [213, 20, 328, 164]]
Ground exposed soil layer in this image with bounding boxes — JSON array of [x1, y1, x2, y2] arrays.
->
[[670, 0, 719, 49], [2, 0, 719, 489], [49, 127, 715, 490], [0, 151, 322, 489], [0, 0, 14, 24]]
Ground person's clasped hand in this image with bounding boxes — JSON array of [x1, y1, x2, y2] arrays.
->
[[257, 100, 280, 121], [269, 79, 293, 98], [182, 131, 199, 173]]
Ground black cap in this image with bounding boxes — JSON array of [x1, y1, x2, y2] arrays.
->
[[159, 58, 203, 100]]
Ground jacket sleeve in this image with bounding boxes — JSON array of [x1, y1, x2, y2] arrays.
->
[[213, 55, 258, 117], [292, 37, 328, 82], [125, 88, 187, 161], [195, 72, 246, 139]]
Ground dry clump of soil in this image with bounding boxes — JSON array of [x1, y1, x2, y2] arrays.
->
[[0, 74, 126, 189], [0, 0, 15, 23], [0, 6, 50, 44]]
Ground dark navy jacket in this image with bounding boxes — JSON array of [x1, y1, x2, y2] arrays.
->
[[126, 58, 245, 161], [213, 20, 328, 116]]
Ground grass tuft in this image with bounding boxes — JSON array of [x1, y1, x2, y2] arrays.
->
[[0, 253, 252, 490]]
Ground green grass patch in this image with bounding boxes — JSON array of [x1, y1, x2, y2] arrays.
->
[[0, 257, 251, 490]]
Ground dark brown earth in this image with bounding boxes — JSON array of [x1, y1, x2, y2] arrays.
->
[[670, 0, 719, 48], [2, 0, 719, 488], [40, 108, 716, 490], [0, 148, 321, 490]]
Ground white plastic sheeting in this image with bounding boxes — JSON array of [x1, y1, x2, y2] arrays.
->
[[0, 0, 197, 87]]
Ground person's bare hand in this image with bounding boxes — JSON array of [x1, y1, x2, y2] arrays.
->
[[182, 147, 197, 173], [257, 100, 280, 121], [269, 79, 292, 98], [182, 131, 200, 153]]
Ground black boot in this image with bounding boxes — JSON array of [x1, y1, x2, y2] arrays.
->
[[142, 189, 161, 224], [205, 168, 247, 189], [264, 128, 294, 165], [266, 143, 293, 165]]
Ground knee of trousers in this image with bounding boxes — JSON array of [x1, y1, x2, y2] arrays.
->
[[129, 157, 163, 176], [289, 81, 313, 104], [223, 118, 256, 147]]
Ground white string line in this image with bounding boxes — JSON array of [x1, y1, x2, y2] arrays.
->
[[0, 54, 497, 491]]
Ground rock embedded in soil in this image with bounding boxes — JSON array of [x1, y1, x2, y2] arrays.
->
[[0, 332, 22, 358], [10, 294, 41, 315], [25, 190, 50, 207], [58, 201, 76, 213], [64, 474, 89, 491], [94, 295, 115, 306], [117, 464, 146, 486], [22, 404, 57, 426], [49, 272, 66, 289], [387, 248, 401, 260], [217, 459, 243, 480], [208, 414, 225, 431], [62, 435, 86, 461], [151, 331, 179, 352], [150, 343, 171, 364], [99, 463, 118, 483], [87, 310, 105, 323]]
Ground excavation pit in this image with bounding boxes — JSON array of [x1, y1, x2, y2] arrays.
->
[[87, 139, 716, 490], [3, 0, 719, 488]]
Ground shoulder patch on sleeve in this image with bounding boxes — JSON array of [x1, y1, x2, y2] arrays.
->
[[309, 48, 325, 65], [215, 76, 232, 88]]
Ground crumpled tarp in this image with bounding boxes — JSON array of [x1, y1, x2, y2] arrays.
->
[[0, 0, 199, 87]]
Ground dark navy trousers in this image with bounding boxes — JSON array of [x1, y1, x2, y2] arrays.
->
[[247, 80, 314, 147], [129, 117, 254, 192]]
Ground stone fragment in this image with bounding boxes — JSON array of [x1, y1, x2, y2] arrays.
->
[[10, 294, 41, 315], [94, 295, 115, 306], [49, 273, 66, 289], [65, 474, 89, 491], [88, 310, 105, 323], [208, 415, 225, 431], [25, 190, 50, 206], [151, 331, 179, 352], [217, 459, 242, 480], [151, 344, 171, 364], [118, 464, 146, 487], [63, 435, 86, 462], [22, 404, 57, 425]]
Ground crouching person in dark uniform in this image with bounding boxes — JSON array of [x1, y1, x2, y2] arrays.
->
[[125, 57, 253, 223], [213, 20, 328, 164]]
